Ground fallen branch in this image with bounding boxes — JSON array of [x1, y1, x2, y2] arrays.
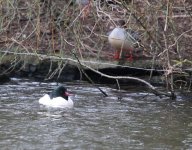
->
[[0, 51, 176, 99], [70, 49, 108, 97]]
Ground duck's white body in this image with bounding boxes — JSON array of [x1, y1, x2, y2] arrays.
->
[[39, 94, 74, 108], [108, 27, 134, 50]]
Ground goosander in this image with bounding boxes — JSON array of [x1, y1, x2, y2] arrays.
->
[[108, 27, 141, 64], [108, 27, 135, 61], [39, 86, 74, 108]]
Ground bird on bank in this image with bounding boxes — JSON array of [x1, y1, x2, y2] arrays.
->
[[39, 86, 74, 108], [108, 27, 141, 64]]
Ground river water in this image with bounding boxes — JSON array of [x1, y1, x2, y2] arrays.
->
[[0, 78, 192, 149]]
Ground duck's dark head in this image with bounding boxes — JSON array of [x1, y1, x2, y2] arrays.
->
[[50, 86, 70, 100]]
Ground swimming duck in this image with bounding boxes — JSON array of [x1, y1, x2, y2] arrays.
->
[[39, 86, 74, 108], [108, 27, 139, 63]]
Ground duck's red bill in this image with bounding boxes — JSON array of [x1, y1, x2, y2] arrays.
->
[[64, 92, 72, 96]]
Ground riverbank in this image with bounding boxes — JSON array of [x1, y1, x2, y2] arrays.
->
[[0, 52, 191, 89], [1, 0, 192, 95]]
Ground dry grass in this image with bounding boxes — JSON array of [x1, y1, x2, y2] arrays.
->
[[0, 0, 192, 91]]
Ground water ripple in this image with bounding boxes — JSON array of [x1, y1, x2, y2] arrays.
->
[[0, 78, 192, 149]]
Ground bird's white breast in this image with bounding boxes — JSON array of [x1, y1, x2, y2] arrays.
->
[[39, 94, 74, 108], [108, 27, 134, 50]]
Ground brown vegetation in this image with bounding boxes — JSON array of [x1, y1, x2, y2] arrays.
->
[[0, 0, 192, 96]]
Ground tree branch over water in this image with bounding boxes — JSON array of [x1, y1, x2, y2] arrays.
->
[[0, 51, 175, 99]]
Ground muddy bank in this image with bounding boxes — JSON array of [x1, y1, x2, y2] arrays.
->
[[0, 59, 191, 95], [0, 57, 166, 86], [0, 59, 79, 82], [1, 54, 191, 89]]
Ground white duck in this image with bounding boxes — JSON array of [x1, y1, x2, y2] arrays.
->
[[108, 27, 138, 62], [39, 86, 74, 108]]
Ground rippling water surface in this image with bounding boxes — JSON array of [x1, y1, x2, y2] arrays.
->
[[0, 78, 192, 149]]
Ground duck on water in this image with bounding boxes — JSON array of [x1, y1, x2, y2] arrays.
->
[[39, 86, 74, 108]]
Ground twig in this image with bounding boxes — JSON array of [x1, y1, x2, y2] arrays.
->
[[70, 49, 108, 97]]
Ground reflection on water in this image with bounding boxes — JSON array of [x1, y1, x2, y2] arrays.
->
[[0, 78, 192, 149]]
